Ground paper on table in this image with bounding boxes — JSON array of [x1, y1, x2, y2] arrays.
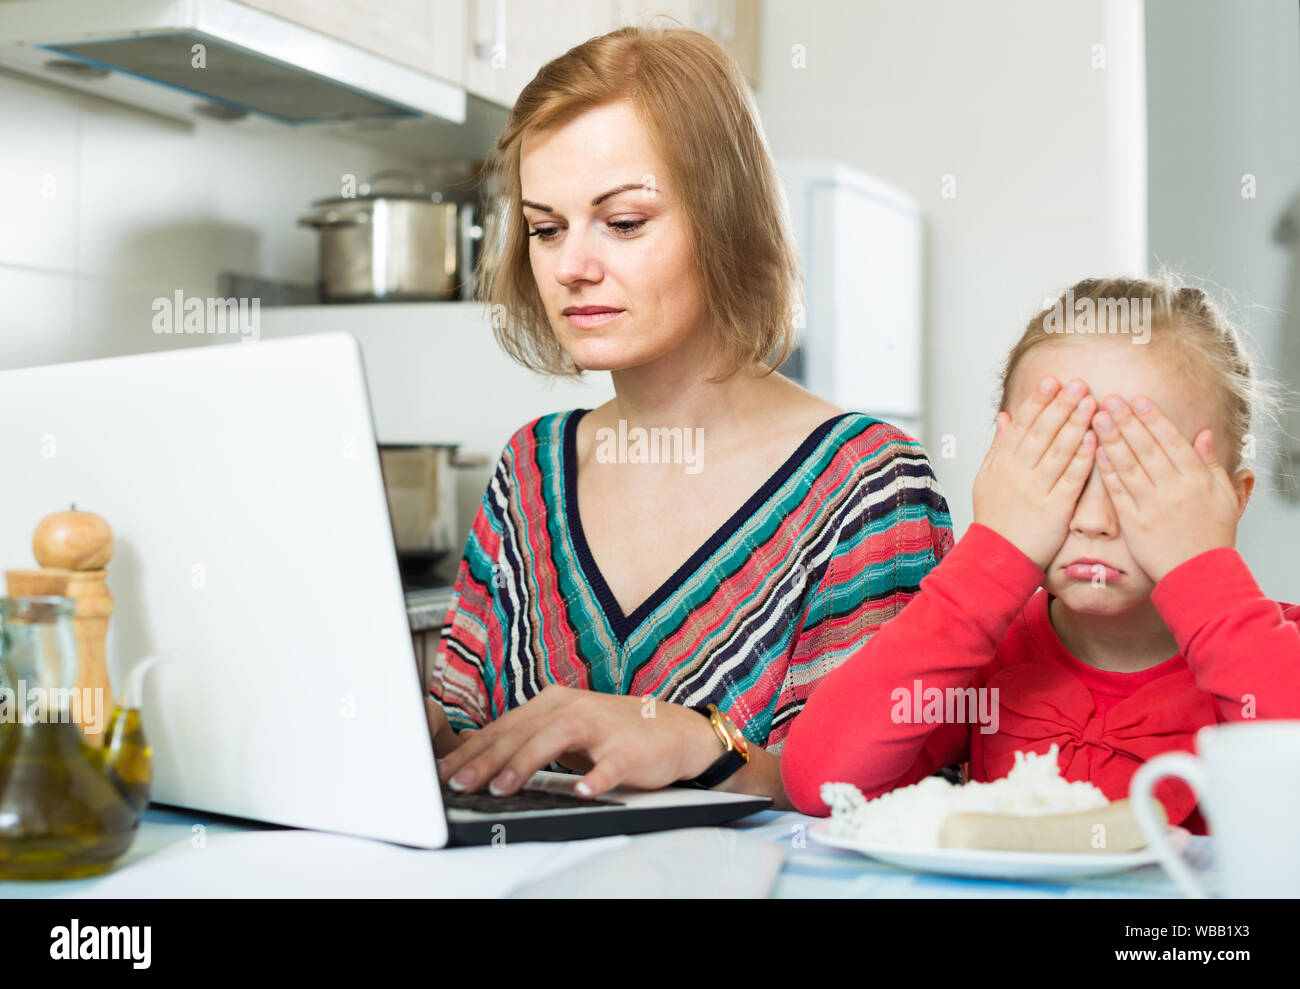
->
[[61, 829, 630, 899]]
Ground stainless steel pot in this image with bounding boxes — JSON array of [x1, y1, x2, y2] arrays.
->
[[299, 171, 478, 302]]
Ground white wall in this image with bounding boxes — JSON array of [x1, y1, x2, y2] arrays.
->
[[1146, 0, 1300, 602], [755, 0, 1148, 536], [0, 67, 415, 370]]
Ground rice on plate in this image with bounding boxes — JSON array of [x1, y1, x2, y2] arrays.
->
[[820, 744, 1108, 849]]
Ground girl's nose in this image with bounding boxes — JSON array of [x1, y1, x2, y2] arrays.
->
[[1068, 465, 1118, 539]]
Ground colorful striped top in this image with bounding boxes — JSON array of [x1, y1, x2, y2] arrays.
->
[[429, 408, 955, 753]]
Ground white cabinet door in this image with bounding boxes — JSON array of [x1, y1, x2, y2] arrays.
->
[[610, 0, 759, 87], [610, 0, 695, 30], [463, 0, 758, 107], [464, 0, 615, 106], [236, 0, 468, 85]]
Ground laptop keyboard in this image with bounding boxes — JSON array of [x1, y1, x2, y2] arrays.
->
[[441, 786, 624, 813]]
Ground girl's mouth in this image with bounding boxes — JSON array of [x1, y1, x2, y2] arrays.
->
[[1062, 559, 1124, 583]]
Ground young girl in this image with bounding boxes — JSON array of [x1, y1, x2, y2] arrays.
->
[[781, 276, 1300, 833]]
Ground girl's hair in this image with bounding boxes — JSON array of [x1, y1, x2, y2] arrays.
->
[[997, 274, 1281, 474], [475, 23, 802, 381]]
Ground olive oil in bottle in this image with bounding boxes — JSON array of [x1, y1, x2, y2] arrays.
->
[[0, 597, 154, 880]]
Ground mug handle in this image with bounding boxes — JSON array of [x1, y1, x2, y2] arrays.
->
[[1130, 752, 1209, 898]]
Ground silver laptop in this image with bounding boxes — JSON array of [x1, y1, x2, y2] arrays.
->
[[0, 332, 769, 847]]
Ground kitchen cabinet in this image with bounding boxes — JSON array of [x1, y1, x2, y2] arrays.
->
[[609, 1, 760, 87], [464, 0, 760, 107], [235, 0, 468, 84], [236, 1, 759, 110], [463, 0, 608, 107]]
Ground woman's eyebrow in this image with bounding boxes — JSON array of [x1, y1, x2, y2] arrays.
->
[[520, 183, 650, 213]]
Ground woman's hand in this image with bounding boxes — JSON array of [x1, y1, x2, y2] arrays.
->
[[1091, 394, 1245, 582], [434, 684, 724, 798], [973, 375, 1098, 569], [424, 696, 463, 759]]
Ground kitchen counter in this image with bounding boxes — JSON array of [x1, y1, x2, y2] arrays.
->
[[405, 585, 455, 632]]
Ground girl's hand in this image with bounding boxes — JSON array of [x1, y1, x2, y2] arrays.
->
[[1092, 394, 1244, 582], [434, 685, 724, 799], [973, 376, 1098, 569]]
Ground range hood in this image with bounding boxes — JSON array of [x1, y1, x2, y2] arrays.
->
[[0, 0, 466, 128]]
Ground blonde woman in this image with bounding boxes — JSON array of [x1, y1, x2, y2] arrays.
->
[[426, 26, 952, 811]]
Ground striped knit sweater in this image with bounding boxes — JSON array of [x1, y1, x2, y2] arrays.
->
[[429, 408, 954, 754]]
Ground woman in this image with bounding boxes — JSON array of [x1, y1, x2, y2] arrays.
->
[[426, 25, 953, 811]]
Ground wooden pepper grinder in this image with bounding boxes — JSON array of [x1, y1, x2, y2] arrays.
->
[[30, 505, 115, 745]]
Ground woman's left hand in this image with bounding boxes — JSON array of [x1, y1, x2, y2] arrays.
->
[[1091, 394, 1244, 582], [435, 684, 724, 798]]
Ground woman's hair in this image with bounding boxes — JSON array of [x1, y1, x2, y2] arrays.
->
[[997, 274, 1282, 473], [476, 24, 802, 381]]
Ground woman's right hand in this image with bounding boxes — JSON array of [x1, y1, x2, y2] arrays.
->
[[973, 375, 1097, 570]]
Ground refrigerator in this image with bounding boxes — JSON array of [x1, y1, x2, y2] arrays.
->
[[777, 159, 926, 444]]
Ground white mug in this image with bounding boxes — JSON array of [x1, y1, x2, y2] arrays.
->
[[1130, 720, 1300, 898]]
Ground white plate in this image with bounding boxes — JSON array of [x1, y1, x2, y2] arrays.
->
[[808, 820, 1192, 881]]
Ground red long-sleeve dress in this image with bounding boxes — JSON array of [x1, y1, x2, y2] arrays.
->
[[781, 523, 1300, 834]]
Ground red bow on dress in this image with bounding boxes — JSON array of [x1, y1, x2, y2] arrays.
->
[[972, 656, 1218, 825]]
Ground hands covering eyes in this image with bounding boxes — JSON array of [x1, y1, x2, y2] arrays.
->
[[1089, 393, 1244, 581], [973, 377, 1243, 580]]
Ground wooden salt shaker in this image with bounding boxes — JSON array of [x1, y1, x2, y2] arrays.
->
[[22, 505, 115, 744]]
